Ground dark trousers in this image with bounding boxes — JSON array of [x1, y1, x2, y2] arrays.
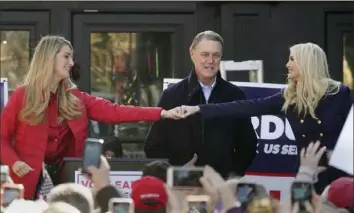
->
[[314, 166, 351, 194]]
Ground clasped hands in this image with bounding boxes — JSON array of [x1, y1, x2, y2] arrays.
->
[[161, 105, 200, 119]]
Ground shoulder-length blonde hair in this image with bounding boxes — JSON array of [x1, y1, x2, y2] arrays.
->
[[19, 35, 82, 125], [282, 42, 341, 119]]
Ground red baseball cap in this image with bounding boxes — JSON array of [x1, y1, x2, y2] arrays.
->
[[327, 177, 354, 208], [131, 176, 168, 210]]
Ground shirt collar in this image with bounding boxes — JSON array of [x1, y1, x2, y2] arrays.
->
[[198, 78, 216, 89]]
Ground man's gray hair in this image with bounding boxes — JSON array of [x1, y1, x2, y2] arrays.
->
[[43, 202, 81, 213], [190, 30, 224, 50], [47, 183, 95, 213]]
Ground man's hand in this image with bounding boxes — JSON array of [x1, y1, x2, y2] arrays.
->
[[161, 107, 184, 119], [181, 105, 200, 117], [12, 161, 33, 177], [87, 155, 111, 191]]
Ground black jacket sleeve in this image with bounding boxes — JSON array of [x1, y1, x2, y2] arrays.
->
[[144, 90, 170, 158], [231, 91, 258, 176]]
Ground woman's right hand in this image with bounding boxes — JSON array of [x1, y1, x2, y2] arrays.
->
[[12, 161, 33, 177]]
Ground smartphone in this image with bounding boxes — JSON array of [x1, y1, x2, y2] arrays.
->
[[1, 183, 24, 207], [0, 165, 9, 185], [246, 195, 274, 213], [167, 166, 204, 188], [186, 195, 212, 213], [291, 181, 313, 203], [236, 182, 257, 204], [108, 198, 134, 213], [81, 138, 104, 174]]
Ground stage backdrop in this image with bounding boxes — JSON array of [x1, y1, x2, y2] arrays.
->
[[163, 78, 296, 201], [0, 78, 8, 113]]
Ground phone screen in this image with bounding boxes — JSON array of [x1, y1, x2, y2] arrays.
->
[[188, 201, 208, 213], [291, 182, 312, 201], [82, 141, 102, 173], [3, 187, 21, 206], [237, 184, 255, 203], [173, 169, 203, 187], [0, 166, 9, 185], [113, 202, 130, 213], [0, 173, 7, 184]]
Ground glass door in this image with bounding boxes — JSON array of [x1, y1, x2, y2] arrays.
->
[[72, 13, 195, 156], [343, 33, 353, 89], [326, 12, 353, 88]]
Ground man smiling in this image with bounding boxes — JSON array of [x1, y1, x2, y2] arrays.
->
[[144, 31, 257, 178]]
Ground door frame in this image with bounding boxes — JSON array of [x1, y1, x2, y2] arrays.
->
[[0, 11, 50, 48], [72, 13, 195, 93], [0, 11, 50, 91], [325, 12, 354, 82]]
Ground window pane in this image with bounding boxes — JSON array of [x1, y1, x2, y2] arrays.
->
[[90, 32, 173, 153], [0, 31, 30, 91], [343, 33, 354, 90]]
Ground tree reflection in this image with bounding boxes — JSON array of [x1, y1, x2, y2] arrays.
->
[[90, 32, 172, 144], [0, 31, 30, 91], [343, 34, 354, 90]]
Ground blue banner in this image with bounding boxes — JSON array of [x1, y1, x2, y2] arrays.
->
[[240, 85, 297, 174], [164, 79, 297, 175]]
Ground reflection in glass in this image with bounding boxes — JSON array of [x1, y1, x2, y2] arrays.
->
[[0, 31, 30, 91], [343, 33, 354, 89], [90, 32, 173, 153]]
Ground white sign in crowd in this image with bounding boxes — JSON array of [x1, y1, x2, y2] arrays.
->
[[75, 171, 142, 198], [329, 105, 354, 175]]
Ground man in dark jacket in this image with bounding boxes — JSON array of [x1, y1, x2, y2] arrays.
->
[[144, 31, 257, 178]]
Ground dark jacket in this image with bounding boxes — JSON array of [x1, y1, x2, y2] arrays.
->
[[198, 84, 352, 192], [144, 71, 258, 177]]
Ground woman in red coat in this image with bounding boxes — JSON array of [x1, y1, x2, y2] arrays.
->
[[0, 35, 181, 199]]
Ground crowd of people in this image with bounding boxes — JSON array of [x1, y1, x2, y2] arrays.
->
[[0, 142, 353, 213], [0, 29, 353, 212]]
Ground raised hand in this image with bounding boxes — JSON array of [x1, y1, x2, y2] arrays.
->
[[300, 141, 327, 173]]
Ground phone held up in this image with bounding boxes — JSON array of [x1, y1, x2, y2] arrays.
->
[[108, 198, 134, 213], [236, 182, 257, 204], [1, 183, 24, 207], [291, 181, 313, 210], [167, 166, 204, 189], [236, 182, 274, 213], [186, 195, 213, 213], [81, 138, 104, 175], [0, 165, 9, 185]]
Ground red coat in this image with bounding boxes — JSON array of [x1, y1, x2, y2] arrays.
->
[[0, 87, 162, 198]]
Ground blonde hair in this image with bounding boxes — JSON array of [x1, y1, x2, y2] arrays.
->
[[19, 35, 82, 125], [282, 42, 341, 119]]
